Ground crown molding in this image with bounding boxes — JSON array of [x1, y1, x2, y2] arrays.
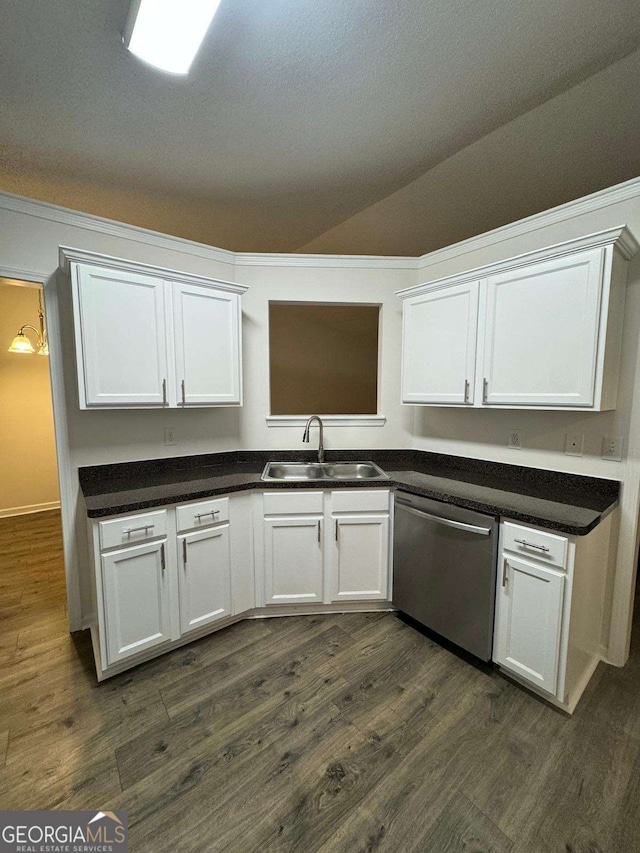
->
[[416, 176, 640, 272], [397, 225, 639, 298], [0, 190, 237, 267], [59, 247, 248, 294], [235, 252, 418, 269], [2, 175, 640, 279]]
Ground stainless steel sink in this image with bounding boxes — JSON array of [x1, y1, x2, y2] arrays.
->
[[262, 463, 326, 481], [261, 461, 389, 482]]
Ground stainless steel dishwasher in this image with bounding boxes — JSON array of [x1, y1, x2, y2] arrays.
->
[[393, 492, 499, 661]]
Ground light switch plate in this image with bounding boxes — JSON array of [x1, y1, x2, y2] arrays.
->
[[508, 429, 522, 449], [164, 427, 177, 446], [602, 436, 623, 461], [565, 433, 584, 457]]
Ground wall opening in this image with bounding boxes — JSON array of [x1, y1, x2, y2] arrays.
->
[[269, 302, 380, 416]]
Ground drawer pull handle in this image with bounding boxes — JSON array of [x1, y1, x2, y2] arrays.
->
[[502, 557, 509, 587], [195, 510, 220, 520], [183, 539, 188, 564], [162, 378, 167, 407], [181, 379, 186, 406], [335, 520, 339, 542], [122, 524, 155, 536], [482, 377, 488, 403], [160, 543, 166, 572], [464, 379, 470, 403], [317, 520, 321, 544], [514, 538, 550, 553]]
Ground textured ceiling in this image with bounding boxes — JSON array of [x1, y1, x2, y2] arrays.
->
[[1, 0, 640, 251]]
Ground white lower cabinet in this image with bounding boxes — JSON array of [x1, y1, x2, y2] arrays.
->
[[90, 488, 392, 679], [178, 525, 232, 634], [493, 517, 612, 711], [494, 555, 565, 695], [102, 539, 172, 665], [263, 516, 324, 605], [331, 514, 389, 602], [259, 489, 391, 608]]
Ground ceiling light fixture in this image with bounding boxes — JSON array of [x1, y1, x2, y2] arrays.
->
[[8, 290, 49, 356], [123, 0, 222, 75]]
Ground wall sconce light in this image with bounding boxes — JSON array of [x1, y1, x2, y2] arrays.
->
[[8, 290, 49, 356]]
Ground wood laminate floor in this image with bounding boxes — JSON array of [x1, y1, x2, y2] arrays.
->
[[1, 510, 639, 852]]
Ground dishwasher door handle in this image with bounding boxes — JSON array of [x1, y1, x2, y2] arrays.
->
[[395, 500, 492, 536]]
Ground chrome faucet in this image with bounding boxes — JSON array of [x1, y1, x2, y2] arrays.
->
[[302, 415, 325, 463]]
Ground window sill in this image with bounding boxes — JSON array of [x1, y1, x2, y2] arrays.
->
[[266, 415, 387, 428]]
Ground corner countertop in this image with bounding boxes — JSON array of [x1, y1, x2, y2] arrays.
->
[[78, 450, 620, 536]]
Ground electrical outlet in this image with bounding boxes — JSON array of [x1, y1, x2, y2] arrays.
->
[[565, 433, 584, 457], [164, 427, 177, 446], [508, 429, 522, 449], [602, 436, 623, 462]]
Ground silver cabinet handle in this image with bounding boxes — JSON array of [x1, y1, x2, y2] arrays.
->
[[183, 539, 188, 564], [195, 510, 220, 520], [482, 377, 488, 403], [122, 524, 155, 536], [317, 520, 321, 543], [160, 543, 166, 572], [464, 379, 470, 403], [181, 379, 186, 406], [395, 500, 492, 535], [335, 520, 339, 541], [502, 557, 509, 587], [162, 378, 167, 407], [514, 538, 550, 553]]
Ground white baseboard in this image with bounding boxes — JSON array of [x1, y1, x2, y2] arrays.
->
[[0, 501, 61, 519]]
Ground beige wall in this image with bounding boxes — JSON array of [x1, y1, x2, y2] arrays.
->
[[0, 281, 59, 515]]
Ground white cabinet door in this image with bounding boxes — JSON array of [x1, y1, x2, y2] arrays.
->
[[173, 283, 242, 406], [481, 248, 604, 407], [72, 263, 170, 408], [402, 282, 479, 404], [178, 525, 232, 635], [264, 516, 323, 605], [494, 555, 565, 695], [101, 540, 171, 665], [330, 514, 389, 602]]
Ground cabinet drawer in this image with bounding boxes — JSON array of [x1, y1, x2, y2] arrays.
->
[[333, 490, 390, 513], [99, 509, 167, 551], [176, 497, 229, 532], [502, 521, 568, 568], [263, 491, 324, 515]]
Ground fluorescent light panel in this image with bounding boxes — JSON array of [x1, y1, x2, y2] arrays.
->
[[124, 0, 222, 75]]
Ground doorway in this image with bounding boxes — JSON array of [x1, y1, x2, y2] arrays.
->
[[0, 278, 67, 639]]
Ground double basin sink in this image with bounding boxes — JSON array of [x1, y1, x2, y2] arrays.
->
[[261, 461, 389, 482]]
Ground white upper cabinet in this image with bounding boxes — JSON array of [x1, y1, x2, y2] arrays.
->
[[481, 249, 603, 408], [173, 283, 242, 406], [397, 227, 638, 411], [402, 281, 479, 405], [63, 249, 247, 409], [72, 263, 170, 408]]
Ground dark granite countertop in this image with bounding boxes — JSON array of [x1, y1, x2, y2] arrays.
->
[[79, 449, 620, 536]]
